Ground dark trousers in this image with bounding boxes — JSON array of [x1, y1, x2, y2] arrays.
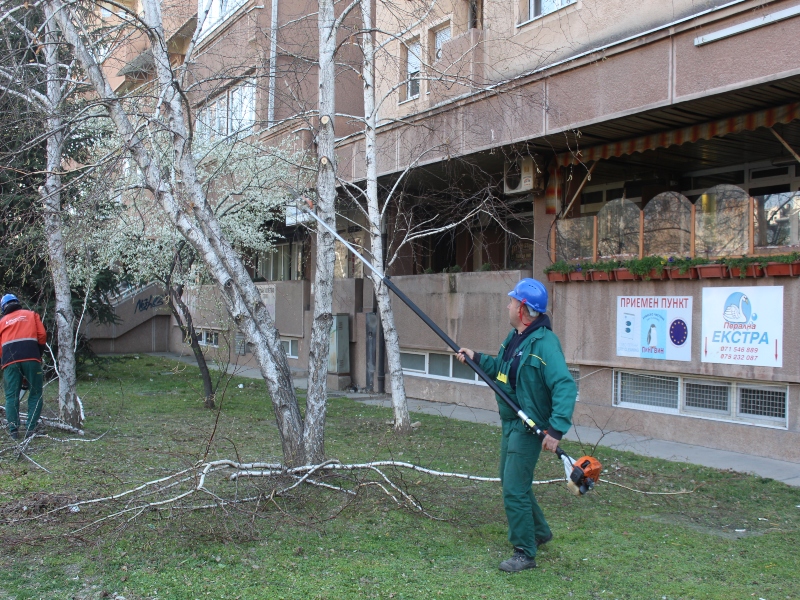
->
[[499, 419, 552, 558], [4, 361, 44, 434]]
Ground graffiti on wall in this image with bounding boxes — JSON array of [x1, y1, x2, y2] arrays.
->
[[134, 294, 165, 314]]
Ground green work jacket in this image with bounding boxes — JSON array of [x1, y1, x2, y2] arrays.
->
[[478, 326, 577, 436]]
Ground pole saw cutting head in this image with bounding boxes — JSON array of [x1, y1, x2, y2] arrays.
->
[[560, 454, 602, 496]]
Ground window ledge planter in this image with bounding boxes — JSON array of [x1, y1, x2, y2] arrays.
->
[[568, 270, 588, 282], [729, 265, 765, 278], [642, 269, 666, 281], [613, 268, 639, 281], [590, 270, 616, 282], [547, 271, 570, 283], [764, 262, 794, 277], [696, 264, 729, 279], [667, 267, 697, 280]]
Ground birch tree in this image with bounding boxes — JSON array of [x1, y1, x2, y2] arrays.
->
[[32, 0, 319, 465], [0, 1, 85, 428]]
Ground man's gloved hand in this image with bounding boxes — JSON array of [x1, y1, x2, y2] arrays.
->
[[21, 377, 30, 391]]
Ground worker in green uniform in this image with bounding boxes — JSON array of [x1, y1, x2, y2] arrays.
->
[[458, 278, 576, 572]]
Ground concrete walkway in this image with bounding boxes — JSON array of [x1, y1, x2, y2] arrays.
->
[[149, 352, 800, 487]]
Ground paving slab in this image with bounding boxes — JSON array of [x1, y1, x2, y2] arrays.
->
[[148, 352, 800, 486]]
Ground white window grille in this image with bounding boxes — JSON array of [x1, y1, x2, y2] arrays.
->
[[615, 371, 679, 411], [235, 332, 247, 355], [433, 25, 451, 61], [400, 350, 486, 385], [405, 39, 421, 100], [614, 369, 787, 428], [568, 366, 580, 401]]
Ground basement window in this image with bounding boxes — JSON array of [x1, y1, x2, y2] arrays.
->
[[281, 338, 300, 359], [614, 370, 787, 428], [400, 350, 486, 385]]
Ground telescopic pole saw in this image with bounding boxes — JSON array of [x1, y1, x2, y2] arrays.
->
[[297, 201, 600, 495]]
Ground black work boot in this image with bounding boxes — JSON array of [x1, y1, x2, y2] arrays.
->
[[536, 532, 553, 547], [499, 548, 537, 572]]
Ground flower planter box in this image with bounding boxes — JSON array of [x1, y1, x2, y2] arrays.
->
[[546, 272, 570, 283], [729, 265, 764, 278], [589, 270, 616, 282], [764, 262, 793, 277], [568, 270, 588, 282], [792, 262, 800, 276], [696, 264, 729, 279], [667, 267, 697, 280], [641, 269, 666, 281], [613, 268, 639, 281]]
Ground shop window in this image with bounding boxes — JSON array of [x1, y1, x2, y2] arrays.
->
[[754, 191, 800, 248], [597, 198, 640, 258], [281, 338, 299, 359], [399, 350, 485, 384], [694, 184, 749, 258], [405, 39, 421, 100], [555, 216, 594, 262], [642, 192, 693, 256], [614, 370, 787, 428]]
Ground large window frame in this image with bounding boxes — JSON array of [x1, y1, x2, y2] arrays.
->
[[195, 79, 256, 144], [404, 38, 421, 101], [613, 369, 788, 429], [257, 242, 304, 282], [197, 0, 248, 41]]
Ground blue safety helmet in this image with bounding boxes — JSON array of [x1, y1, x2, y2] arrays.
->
[[508, 278, 548, 313], [1, 294, 19, 312]]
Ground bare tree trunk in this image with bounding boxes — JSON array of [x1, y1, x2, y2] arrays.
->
[[169, 284, 215, 409], [302, 0, 339, 464], [360, 0, 410, 434], [41, 6, 82, 429], [48, 0, 306, 465]]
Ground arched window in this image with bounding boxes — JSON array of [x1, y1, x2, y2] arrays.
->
[[643, 192, 693, 256], [694, 185, 749, 258], [597, 198, 640, 258]]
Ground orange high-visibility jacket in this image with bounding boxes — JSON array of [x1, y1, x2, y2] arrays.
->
[[0, 309, 47, 368]]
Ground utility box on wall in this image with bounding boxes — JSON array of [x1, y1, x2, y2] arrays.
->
[[328, 314, 350, 374]]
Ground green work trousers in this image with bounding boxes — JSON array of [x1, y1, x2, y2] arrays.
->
[[499, 419, 551, 558], [4, 361, 43, 434]]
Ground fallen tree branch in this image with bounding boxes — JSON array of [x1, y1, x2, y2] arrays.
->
[[0, 406, 84, 435]]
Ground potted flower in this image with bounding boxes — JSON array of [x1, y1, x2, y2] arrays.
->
[[723, 256, 767, 279], [568, 262, 591, 282], [589, 260, 619, 281], [666, 256, 700, 280], [613, 263, 639, 281], [625, 256, 666, 281], [544, 260, 573, 282]]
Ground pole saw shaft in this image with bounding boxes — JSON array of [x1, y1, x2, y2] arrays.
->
[[299, 205, 556, 448]]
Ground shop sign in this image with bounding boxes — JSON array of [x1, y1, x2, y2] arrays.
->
[[616, 296, 692, 361], [701, 286, 782, 367]]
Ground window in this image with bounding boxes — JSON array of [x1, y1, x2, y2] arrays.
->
[[235, 332, 248, 355], [405, 39, 421, 100], [100, 6, 112, 19], [614, 370, 787, 428], [568, 366, 580, 401], [519, 0, 575, 23], [198, 330, 220, 347], [198, 0, 248, 39], [399, 351, 486, 385], [281, 338, 299, 359], [195, 80, 256, 144], [258, 242, 304, 282], [433, 25, 451, 61]]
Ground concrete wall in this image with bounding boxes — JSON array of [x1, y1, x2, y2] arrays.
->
[[90, 316, 171, 354]]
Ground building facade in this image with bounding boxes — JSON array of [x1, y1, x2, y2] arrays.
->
[[89, 0, 800, 462]]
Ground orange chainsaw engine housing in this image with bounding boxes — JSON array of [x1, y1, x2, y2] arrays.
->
[[567, 456, 603, 496]]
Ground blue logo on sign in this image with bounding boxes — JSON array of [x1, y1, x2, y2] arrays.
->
[[669, 319, 688, 346], [723, 292, 752, 324]]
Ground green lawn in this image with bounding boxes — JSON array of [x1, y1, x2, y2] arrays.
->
[[1, 355, 798, 599]]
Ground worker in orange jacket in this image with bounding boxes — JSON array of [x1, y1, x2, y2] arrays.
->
[[0, 294, 47, 440]]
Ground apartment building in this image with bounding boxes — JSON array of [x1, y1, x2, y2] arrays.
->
[[89, 0, 800, 462]]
